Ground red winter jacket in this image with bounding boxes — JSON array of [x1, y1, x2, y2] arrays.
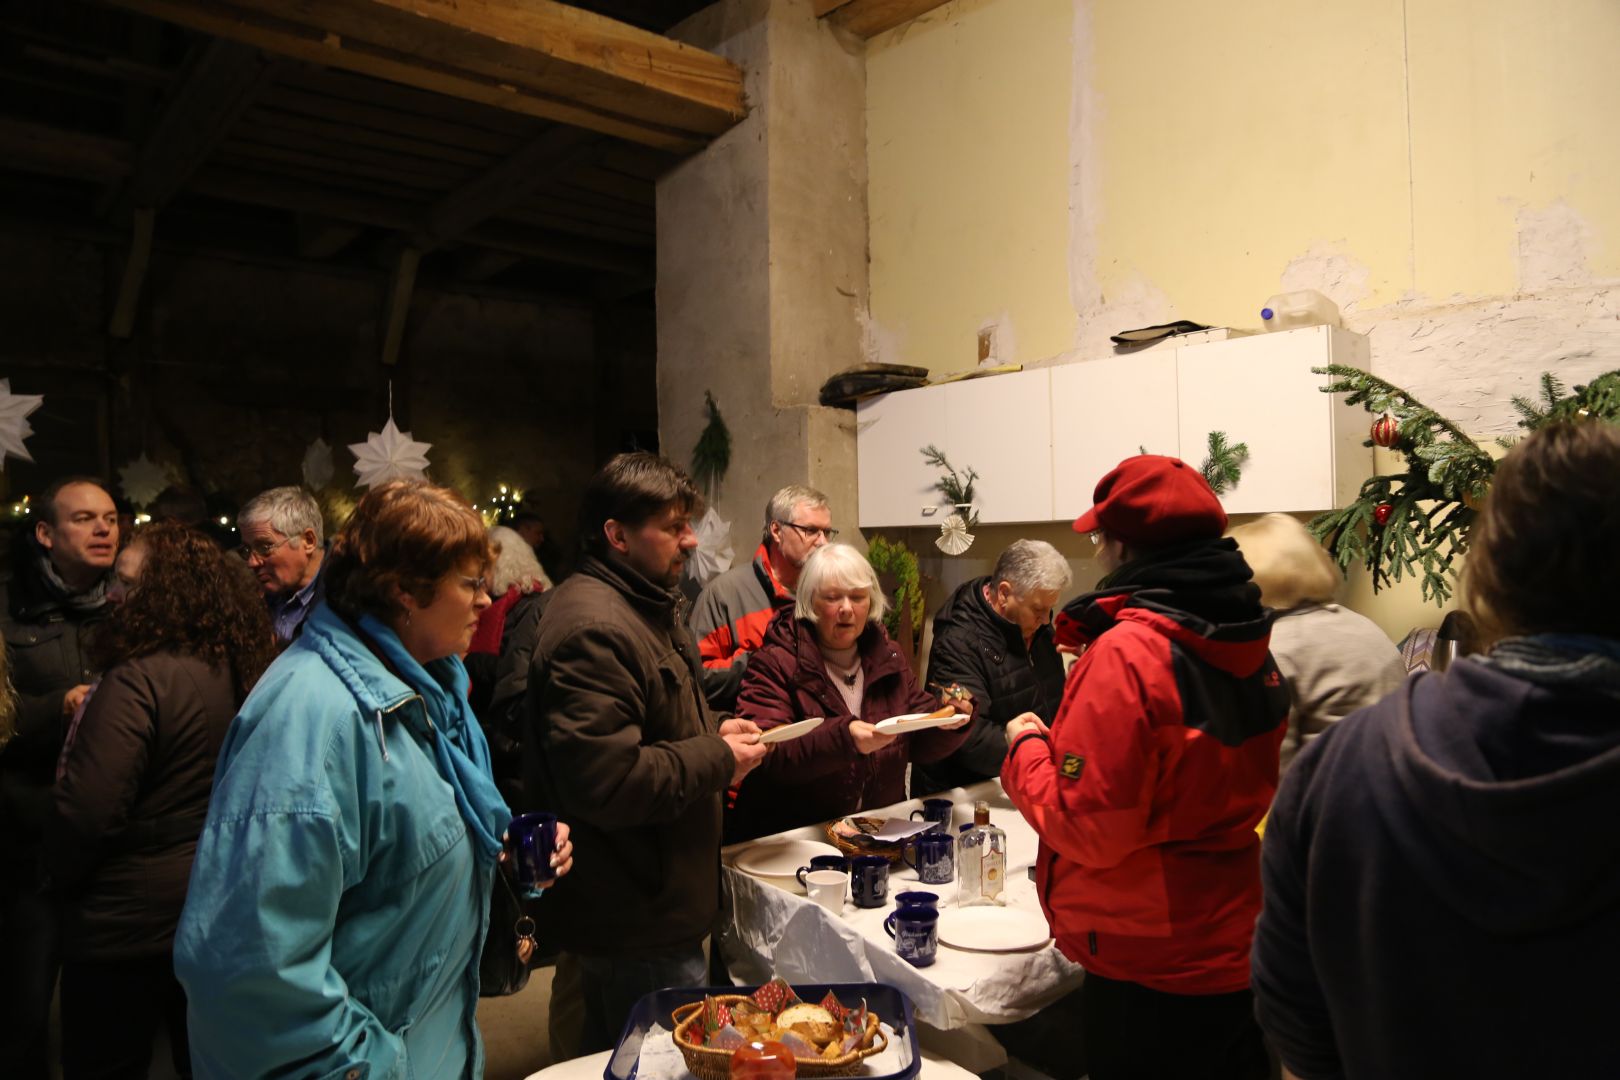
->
[[729, 607, 969, 841], [1002, 542, 1287, 995]]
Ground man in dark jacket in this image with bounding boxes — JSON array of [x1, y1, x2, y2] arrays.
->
[[1002, 455, 1285, 1080], [914, 539, 1070, 794], [0, 476, 118, 1080], [524, 453, 769, 1057]]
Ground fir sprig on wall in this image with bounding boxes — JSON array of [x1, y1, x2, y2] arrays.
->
[[1201, 431, 1249, 495], [867, 536, 924, 641], [690, 391, 731, 498], [921, 444, 980, 529]]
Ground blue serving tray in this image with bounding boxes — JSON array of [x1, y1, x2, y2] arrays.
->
[[604, 983, 920, 1080]]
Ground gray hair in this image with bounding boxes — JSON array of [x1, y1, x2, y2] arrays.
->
[[488, 525, 552, 595], [991, 540, 1072, 596], [764, 484, 829, 534], [238, 486, 323, 544], [794, 543, 889, 625]]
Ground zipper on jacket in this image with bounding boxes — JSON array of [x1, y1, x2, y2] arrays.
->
[[1088, 930, 1098, 956], [375, 693, 428, 762]]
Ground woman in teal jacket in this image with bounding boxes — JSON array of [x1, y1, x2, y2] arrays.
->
[[175, 481, 571, 1079]]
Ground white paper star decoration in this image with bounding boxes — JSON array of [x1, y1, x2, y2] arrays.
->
[[302, 437, 334, 491], [0, 379, 43, 471], [349, 417, 431, 489], [935, 512, 975, 556], [118, 453, 174, 508]]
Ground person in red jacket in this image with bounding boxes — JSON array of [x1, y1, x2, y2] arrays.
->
[[730, 543, 971, 841], [1001, 455, 1286, 1080]]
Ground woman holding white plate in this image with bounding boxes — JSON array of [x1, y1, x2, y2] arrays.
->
[[728, 544, 972, 841]]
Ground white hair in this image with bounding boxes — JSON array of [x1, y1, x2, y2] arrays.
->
[[991, 539, 1072, 596], [238, 486, 323, 544], [489, 525, 552, 595], [794, 543, 889, 625]]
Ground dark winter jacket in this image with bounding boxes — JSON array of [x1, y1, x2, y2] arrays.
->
[[0, 545, 113, 872], [46, 652, 238, 961], [1253, 642, 1620, 1080], [729, 606, 970, 841], [468, 588, 548, 802], [522, 553, 733, 954], [914, 576, 1065, 794], [1002, 539, 1286, 995], [690, 543, 794, 711]]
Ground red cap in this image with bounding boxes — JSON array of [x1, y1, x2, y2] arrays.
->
[[1072, 455, 1227, 546]]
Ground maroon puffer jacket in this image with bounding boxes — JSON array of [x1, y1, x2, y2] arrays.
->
[[728, 606, 969, 841]]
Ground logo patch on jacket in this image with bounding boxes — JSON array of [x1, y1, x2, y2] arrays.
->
[[1060, 753, 1085, 779]]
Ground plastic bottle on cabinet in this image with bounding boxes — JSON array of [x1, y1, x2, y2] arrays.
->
[[956, 801, 1007, 906], [1259, 289, 1341, 331]]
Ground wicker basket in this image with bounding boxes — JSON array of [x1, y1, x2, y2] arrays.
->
[[824, 818, 905, 866], [670, 996, 887, 1080]]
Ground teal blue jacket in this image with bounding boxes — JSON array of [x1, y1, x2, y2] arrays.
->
[[175, 602, 506, 1079]]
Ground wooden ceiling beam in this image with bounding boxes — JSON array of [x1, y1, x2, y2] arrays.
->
[[417, 126, 599, 249], [102, 0, 745, 154], [823, 0, 954, 38], [0, 116, 132, 181]]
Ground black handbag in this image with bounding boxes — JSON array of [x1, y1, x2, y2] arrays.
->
[[479, 861, 539, 997]]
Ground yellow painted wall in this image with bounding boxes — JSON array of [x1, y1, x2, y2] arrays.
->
[[866, 0, 1075, 371]]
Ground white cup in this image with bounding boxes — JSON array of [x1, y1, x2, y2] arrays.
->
[[805, 869, 849, 915]]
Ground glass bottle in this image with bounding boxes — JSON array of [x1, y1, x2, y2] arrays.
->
[[956, 800, 1007, 906]]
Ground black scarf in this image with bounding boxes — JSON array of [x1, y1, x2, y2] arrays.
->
[[1091, 536, 1263, 626]]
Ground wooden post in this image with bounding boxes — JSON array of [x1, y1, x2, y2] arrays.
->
[[379, 247, 420, 366], [108, 208, 155, 340]]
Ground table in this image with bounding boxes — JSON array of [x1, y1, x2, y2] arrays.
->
[[523, 1047, 982, 1080], [718, 781, 1084, 1071]]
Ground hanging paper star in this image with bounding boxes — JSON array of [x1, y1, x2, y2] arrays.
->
[[118, 453, 174, 508], [349, 417, 431, 489], [935, 512, 975, 555], [302, 437, 334, 491], [0, 379, 43, 471]]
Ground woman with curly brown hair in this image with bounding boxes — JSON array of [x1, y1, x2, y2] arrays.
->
[[46, 522, 276, 1080]]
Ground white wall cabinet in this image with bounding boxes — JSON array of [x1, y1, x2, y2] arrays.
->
[[1175, 325, 1371, 515], [856, 370, 1054, 527], [855, 326, 1371, 527], [1051, 351, 1180, 520]]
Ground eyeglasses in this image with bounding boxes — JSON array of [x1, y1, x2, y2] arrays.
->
[[460, 575, 491, 595], [239, 536, 294, 563], [779, 521, 839, 542], [1087, 531, 1103, 546]]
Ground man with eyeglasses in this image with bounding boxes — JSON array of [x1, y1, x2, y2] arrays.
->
[[237, 486, 325, 643], [690, 484, 836, 710]]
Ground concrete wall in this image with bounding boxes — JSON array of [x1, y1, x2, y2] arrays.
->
[[659, 0, 866, 545], [862, 0, 1620, 637], [0, 227, 651, 559]]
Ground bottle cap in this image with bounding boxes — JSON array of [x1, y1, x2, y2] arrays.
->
[[1260, 307, 1275, 321]]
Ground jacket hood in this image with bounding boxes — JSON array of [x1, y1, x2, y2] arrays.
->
[[1055, 539, 1271, 678], [936, 576, 1049, 656], [1369, 656, 1620, 935], [581, 552, 682, 627]]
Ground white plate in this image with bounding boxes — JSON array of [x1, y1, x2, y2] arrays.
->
[[873, 711, 958, 735], [732, 838, 845, 892], [757, 717, 825, 745], [936, 906, 1052, 952]]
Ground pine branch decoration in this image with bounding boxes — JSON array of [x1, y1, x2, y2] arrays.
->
[[690, 391, 731, 499], [921, 444, 980, 529], [1201, 431, 1249, 495]]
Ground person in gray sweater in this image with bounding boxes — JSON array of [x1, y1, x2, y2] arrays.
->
[[1227, 514, 1406, 771]]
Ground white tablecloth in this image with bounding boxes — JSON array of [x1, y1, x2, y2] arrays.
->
[[718, 781, 1084, 1034]]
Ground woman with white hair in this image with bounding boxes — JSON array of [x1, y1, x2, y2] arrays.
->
[[729, 544, 972, 841], [1225, 513, 1405, 770], [467, 524, 554, 802]]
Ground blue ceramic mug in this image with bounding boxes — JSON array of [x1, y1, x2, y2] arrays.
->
[[507, 811, 559, 899], [795, 855, 850, 889], [850, 855, 890, 908], [884, 891, 940, 936], [904, 830, 955, 885], [909, 798, 954, 832], [885, 906, 940, 967]]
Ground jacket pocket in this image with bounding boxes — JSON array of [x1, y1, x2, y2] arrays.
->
[[652, 649, 704, 739]]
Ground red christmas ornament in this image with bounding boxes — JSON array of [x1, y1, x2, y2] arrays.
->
[[1371, 414, 1400, 448], [1373, 502, 1393, 526]]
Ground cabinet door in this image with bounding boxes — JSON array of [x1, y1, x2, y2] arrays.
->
[[1050, 352, 1180, 520], [1176, 327, 1336, 514], [943, 369, 1054, 524], [856, 384, 950, 527]]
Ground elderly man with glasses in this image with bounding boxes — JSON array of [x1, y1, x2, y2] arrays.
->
[[690, 484, 836, 710], [237, 486, 325, 643]]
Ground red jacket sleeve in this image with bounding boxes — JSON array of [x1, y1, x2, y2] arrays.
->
[[1001, 633, 1160, 870]]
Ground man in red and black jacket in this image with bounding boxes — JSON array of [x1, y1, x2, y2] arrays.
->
[[1001, 455, 1286, 1080]]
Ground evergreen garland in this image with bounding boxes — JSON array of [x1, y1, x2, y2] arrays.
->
[[690, 391, 731, 498], [920, 444, 980, 529], [1201, 431, 1249, 495], [867, 536, 924, 641]]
